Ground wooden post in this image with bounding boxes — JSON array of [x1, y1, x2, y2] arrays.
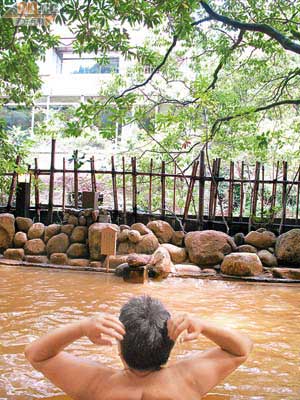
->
[[296, 166, 300, 223], [252, 161, 260, 218], [73, 149, 79, 209], [62, 157, 66, 211], [122, 156, 127, 224], [228, 161, 234, 219], [172, 163, 176, 214], [34, 158, 40, 221], [7, 155, 20, 212], [131, 157, 137, 222], [91, 156, 96, 192], [212, 158, 221, 219], [148, 159, 153, 214], [271, 161, 279, 212], [111, 156, 118, 212], [183, 161, 199, 223], [281, 161, 288, 228], [239, 161, 244, 220], [208, 159, 216, 220], [161, 160, 166, 219], [47, 138, 56, 224], [198, 151, 205, 229], [261, 164, 265, 220]]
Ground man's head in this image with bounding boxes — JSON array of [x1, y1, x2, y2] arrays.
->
[[119, 295, 174, 371]]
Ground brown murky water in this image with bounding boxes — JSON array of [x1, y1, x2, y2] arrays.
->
[[0, 266, 299, 400]]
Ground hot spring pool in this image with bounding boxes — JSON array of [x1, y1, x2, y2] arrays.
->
[[0, 265, 299, 399]]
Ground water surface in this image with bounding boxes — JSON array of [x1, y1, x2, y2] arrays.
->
[[0, 266, 299, 399]]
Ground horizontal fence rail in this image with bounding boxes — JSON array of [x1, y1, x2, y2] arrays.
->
[[2, 139, 300, 233]]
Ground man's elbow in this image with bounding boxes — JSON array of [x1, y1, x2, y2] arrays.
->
[[239, 337, 254, 360]]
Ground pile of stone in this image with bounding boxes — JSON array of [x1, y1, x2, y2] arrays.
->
[[1, 211, 300, 281]]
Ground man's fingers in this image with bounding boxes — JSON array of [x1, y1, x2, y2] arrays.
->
[[104, 315, 125, 330], [97, 325, 123, 341], [183, 332, 198, 341], [172, 320, 189, 341], [168, 315, 185, 339], [102, 318, 125, 336]]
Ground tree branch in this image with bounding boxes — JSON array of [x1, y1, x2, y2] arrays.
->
[[199, 1, 300, 55]]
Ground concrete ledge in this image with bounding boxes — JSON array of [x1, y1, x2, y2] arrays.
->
[[1, 257, 300, 284]]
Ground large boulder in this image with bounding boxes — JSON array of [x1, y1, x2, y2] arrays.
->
[[24, 255, 48, 264], [15, 216, 32, 233], [272, 267, 300, 280], [44, 224, 61, 242], [147, 220, 175, 243], [128, 230, 142, 243], [0, 213, 15, 251], [50, 253, 69, 265], [275, 229, 300, 266], [67, 243, 89, 258], [70, 226, 88, 243], [237, 244, 257, 253], [174, 264, 201, 275], [257, 250, 278, 267], [46, 233, 69, 255], [4, 248, 24, 261], [68, 259, 90, 267], [61, 224, 75, 236], [24, 239, 46, 255], [127, 253, 152, 267], [88, 223, 119, 260], [14, 231, 27, 248], [130, 223, 151, 235], [118, 229, 130, 242], [135, 233, 160, 254], [221, 253, 263, 276], [150, 246, 172, 279], [245, 230, 276, 249], [117, 241, 136, 254], [28, 223, 45, 240], [185, 230, 236, 266], [171, 231, 185, 247], [161, 243, 187, 263]]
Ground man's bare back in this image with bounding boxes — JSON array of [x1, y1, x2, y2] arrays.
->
[[25, 296, 252, 400]]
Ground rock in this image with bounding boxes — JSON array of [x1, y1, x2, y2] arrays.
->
[[161, 243, 187, 263], [117, 241, 136, 254], [120, 224, 130, 231], [67, 243, 89, 258], [88, 223, 119, 260], [68, 259, 90, 267], [68, 215, 78, 226], [90, 261, 102, 268], [171, 231, 185, 247], [118, 229, 129, 242], [234, 232, 245, 246], [135, 233, 159, 254], [237, 244, 257, 253], [221, 253, 263, 276], [44, 224, 61, 242], [82, 209, 92, 217], [257, 250, 278, 267], [150, 246, 172, 279], [275, 229, 300, 266], [50, 253, 69, 265], [185, 230, 235, 266], [78, 216, 87, 226], [61, 224, 75, 236], [28, 223, 45, 240], [24, 239, 46, 255], [24, 255, 48, 264], [201, 268, 217, 276], [15, 216, 32, 233], [147, 220, 175, 243], [272, 267, 300, 280], [13, 231, 27, 248], [92, 210, 99, 222], [70, 226, 88, 243], [4, 248, 24, 261], [175, 264, 201, 275], [0, 213, 15, 251], [127, 253, 152, 267], [268, 247, 274, 254], [128, 230, 142, 243], [115, 263, 129, 277], [46, 233, 69, 256], [130, 223, 151, 235], [108, 255, 129, 268], [245, 230, 276, 249]]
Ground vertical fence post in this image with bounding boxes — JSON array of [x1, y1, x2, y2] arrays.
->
[[131, 157, 137, 222], [252, 161, 260, 218], [281, 161, 288, 230], [198, 150, 205, 230], [183, 161, 199, 224], [90, 156, 96, 192], [228, 161, 234, 219], [47, 138, 56, 224], [172, 163, 176, 214], [148, 159, 153, 214], [212, 158, 221, 219], [62, 157, 66, 211], [239, 161, 244, 220], [73, 149, 79, 209], [260, 164, 265, 220], [161, 161, 166, 219], [208, 159, 216, 220], [296, 165, 300, 224], [271, 161, 279, 215], [34, 158, 40, 221], [7, 155, 20, 212], [122, 156, 127, 224], [111, 155, 118, 213]]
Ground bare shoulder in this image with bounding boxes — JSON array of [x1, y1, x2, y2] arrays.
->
[[173, 347, 248, 397]]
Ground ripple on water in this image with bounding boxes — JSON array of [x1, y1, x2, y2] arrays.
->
[[0, 266, 300, 399]]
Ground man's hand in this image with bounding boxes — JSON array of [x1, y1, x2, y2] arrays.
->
[[167, 314, 204, 342], [81, 315, 125, 346]]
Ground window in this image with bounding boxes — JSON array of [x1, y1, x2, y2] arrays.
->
[[61, 57, 119, 74]]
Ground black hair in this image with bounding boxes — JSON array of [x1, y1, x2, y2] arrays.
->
[[119, 295, 174, 371]]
